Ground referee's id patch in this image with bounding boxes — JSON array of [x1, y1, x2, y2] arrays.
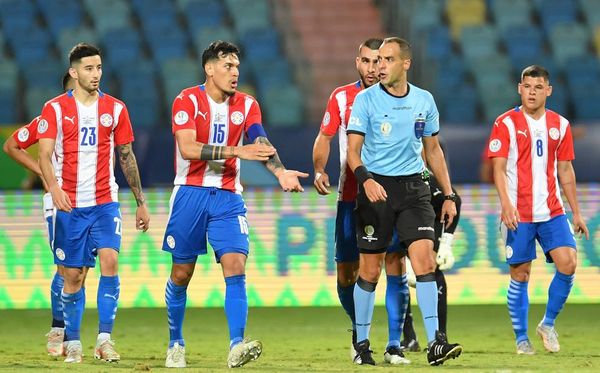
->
[[414, 115, 426, 139]]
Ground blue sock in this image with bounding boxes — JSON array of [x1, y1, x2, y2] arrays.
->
[[337, 282, 356, 329], [97, 275, 120, 334], [385, 274, 409, 349], [507, 279, 529, 343], [543, 271, 574, 327], [354, 277, 377, 343], [416, 276, 439, 344], [50, 272, 65, 328], [62, 288, 85, 341], [225, 274, 248, 348], [166, 278, 188, 348]]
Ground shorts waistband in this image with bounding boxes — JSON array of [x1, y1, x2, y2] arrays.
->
[[372, 172, 423, 182]]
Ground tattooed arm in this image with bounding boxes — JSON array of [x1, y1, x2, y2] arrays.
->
[[254, 136, 308, 192], [116, 143, 150, 231], [175, 129, 276, 161]]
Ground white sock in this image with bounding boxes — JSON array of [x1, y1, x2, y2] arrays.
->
[[97, 332, 111, 343]]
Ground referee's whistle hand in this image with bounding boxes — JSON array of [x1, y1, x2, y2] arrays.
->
[[364, 179, 387, 202], [441, 201, 457, 228]]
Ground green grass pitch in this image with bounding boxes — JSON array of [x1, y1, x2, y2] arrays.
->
[[0, 304, 598, 372]]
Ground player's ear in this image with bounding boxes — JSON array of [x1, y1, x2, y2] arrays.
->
[[547, 84, 553, 97], [517, 83, 522, 95], [68, 67, 77, 80], [205, 62, 214, 77]]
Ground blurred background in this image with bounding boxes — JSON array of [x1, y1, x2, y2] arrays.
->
[[0, 0, 599, 310]]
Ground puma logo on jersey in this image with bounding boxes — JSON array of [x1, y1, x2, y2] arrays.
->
[[103, 293, 118, 301], [517, 130, 528, 138], [64, 116, 75, 124], [198, 111, 208, 120]]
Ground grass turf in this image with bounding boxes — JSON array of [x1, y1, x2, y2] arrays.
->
[[0, 304, 598, 372]]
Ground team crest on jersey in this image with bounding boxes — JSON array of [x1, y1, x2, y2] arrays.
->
[[323, 112, 331, 126], [17, 128, 29, 142], [100, 113, 113, 127], [55, 248, 66, 261], [166, 235, 176, 249], [505, 245, 513, 259], [231, 111, 244, 125], [37, 119, 49, 134], [549, 127, 560, 140], [489, 139, 502, 153], [380, 122, 392, 136], [174, 110, 189, 125]]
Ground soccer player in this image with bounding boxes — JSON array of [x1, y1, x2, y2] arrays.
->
[[401, 171, 462, 352], [38, 43, 151, 363], [487, 65, 588, 354], [312, 38, 410, 365], [3, 71, 75, 357], [161, 41, 307, 369], [346, 37, 462, 366]]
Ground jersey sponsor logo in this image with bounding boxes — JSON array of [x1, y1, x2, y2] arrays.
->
[[17, 128, 29, 142], [230, 111, 244, 125], [64, 115, 75, 124], [517, 129, 528, 138], [174, 110, 189, 125], [166, 235, 176, 249], [214, 112, 226, 123], [393, 106, 412, 110], [418, 226, 434, 231], [322, 112, 331, 126], [549, 127, 560, 140], [505, 245, 513, 259], [380, 122, 392, 136], [55, 248, 66, 261], [489, 139, 502, 153], [100, 113, 113, 127], [37, 119, 49, 134]]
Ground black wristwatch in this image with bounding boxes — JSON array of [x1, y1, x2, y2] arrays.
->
[[444, 193, 458, 202]]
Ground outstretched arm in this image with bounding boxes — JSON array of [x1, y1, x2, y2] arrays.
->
[[254, 136, 308, 192], [116, 143, 150, 231]]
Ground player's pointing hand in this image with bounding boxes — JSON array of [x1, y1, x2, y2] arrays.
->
[[236, 143, 276, 161], [278, 169, 309, 192]]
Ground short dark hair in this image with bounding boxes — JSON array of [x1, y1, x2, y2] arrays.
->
[[521, 65, 550, 83], [201, 40, 240, 67], [382, 37, 412, 59], [68, 43, 101, 65], [359, 38, 383, 51], [61, 70, 72, 91]]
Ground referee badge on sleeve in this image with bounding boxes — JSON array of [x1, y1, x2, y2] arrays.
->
[[414, 114, 425, 139]]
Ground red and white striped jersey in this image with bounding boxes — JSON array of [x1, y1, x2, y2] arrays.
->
[[11, 116, 41, 150], [38, 91, 135, 208], [171, 85, 262, 193], [320, 81, 362, 202], [487, 107, 575, 222]]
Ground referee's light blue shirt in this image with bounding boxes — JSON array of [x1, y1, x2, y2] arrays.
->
[[347, 83, 439, 176]]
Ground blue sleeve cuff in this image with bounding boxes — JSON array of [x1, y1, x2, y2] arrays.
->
[[247, 123, 267, 142]]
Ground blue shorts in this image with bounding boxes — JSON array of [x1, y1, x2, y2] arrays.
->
[[502, 214, 576, 265], [53, 202, 122, 268], [335, 201, 401, 262], [162, 186, 249, 264]]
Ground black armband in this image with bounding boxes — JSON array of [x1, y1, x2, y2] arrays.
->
[[354, 165, 373, 184]]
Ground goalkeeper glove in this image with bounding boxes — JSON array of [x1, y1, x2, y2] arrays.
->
[[436, 233, 455, 271]]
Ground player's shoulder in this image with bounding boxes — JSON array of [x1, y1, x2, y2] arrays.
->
[[43, 92, 70, 108], [545, 109, 570, 126], [233, 90, 258, 104], [494, 106, 520, 126], [408, 83, 435, 101], [332, 81, 361, 96]]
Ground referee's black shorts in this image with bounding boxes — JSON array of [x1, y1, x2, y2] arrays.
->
[[355, 172, 435, 253]]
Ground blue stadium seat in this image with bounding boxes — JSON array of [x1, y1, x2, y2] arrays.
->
[[570, 81, 600, 120], [0, 0, 36, 35], [510, 54, 559, 78], [491, 0, 532, 31], [182, 0, 226, 36], [0, 89, 17, 123], [193, 26, 237, 55], [21, 59, 65, 90], [502, 25, 544, 68], [87, 0, 133, 36], [101, 28, 144, 66], [549, 23, 590, 68], [25, 87, 57, 120], [263, 84, 303, 127], [225, 0, 271, 34], [57, 27, 98, 58], [538, 0, 578, 34], [36, 0, 83, 38], [253, 60, 292, 96], [546, 81, 568, 114], [410, 0, 444, 32], [9, 26, 53, 65], [435, 55, 467, 94], [564, 55, 600, 91], [424, 25, 452, 59], [159, 58, 203, 106], [580, 0, 600, 29], [480, 81, 519, 122], [460, 25, 500, 61], [144, 25, 189, 63], [240, 27, 281, 63], [439, 83, 479, 124]]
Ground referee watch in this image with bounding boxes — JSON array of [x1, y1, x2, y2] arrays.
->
[[444, 192, 458, 202]]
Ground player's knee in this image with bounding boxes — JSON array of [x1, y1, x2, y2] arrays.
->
[[337, 268, 358, 287], [558, 259, 577, 276], [360, 264, 382, 283], [170, 267, 193, 286], [511, 271, 530, 282]]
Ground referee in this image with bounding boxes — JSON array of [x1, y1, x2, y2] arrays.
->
[[346, 37, 462, 366]]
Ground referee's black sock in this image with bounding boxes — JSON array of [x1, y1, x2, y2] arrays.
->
[[435, 267, 448, 335]]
